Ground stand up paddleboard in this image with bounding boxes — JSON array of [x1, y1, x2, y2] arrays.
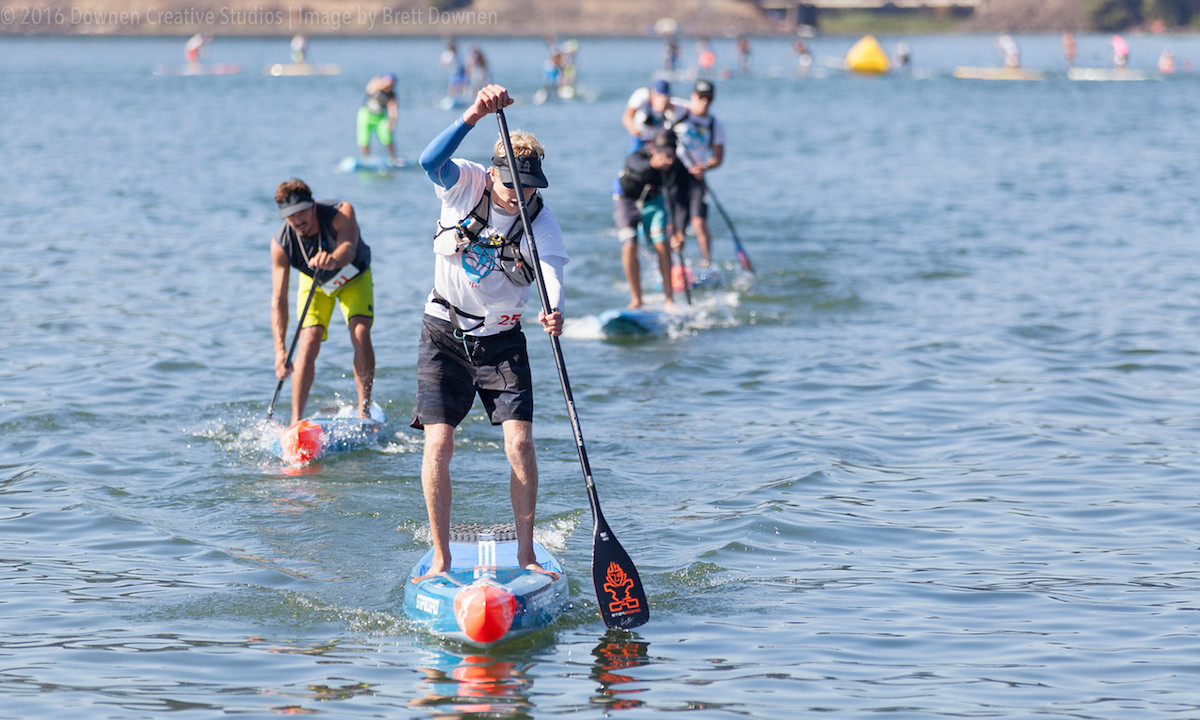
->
[[272, 403, 387, 465], [336, 155, 406, 174], [1067, 67, 1157, 82], [952, 66, 1045, 81], [267, 62, 342, 76], [598, 308, 679, 338], [153, 63, 242, 76], [404, 524, 568, 646]]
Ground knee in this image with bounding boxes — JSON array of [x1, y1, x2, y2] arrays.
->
[[505, 433, 535, 464]]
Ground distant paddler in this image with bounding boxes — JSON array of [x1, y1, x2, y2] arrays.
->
[[290, 34, 307, 64], [622, 78, 684, 153], [1112, 34, 1130, 69], [184, 33, 211, 70], [270, 179, 376, 425], [997, 34, 1020, 69], [613, 129, 687, 311], [358, 73, 399, 163], [669, 79, 724, 268]]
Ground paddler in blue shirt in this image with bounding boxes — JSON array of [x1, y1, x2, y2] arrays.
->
[[413, 84, 569, 574], [270, 179, 376, 425], [357, 74, 398, 163]]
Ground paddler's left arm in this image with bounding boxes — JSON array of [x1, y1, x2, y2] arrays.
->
[[309, 202, 359, 271], [537, 255, 565, 336]]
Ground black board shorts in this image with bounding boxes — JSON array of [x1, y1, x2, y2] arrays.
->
[[410, 314, 534, 429]]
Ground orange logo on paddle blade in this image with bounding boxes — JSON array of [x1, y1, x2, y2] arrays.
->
[[603, 561, 641, 614]]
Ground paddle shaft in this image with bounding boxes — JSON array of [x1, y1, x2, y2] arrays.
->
[[704, 185, 755, 273], [669, 132, 755, 274], [660, 182, 691, 305], [267, 267, 323, 420], [496, 109, 649, 629]]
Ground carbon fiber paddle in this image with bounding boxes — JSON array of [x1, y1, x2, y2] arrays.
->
[[496, 108, 650, 629]]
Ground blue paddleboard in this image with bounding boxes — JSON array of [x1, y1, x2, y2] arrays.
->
[[598, 308, 678, 338], [404, 524, 568, 646], [336, 156, 406, 174], [271, 403, 387, 464]]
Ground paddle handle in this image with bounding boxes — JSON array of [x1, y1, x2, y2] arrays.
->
[[661, 183, 691, 306]]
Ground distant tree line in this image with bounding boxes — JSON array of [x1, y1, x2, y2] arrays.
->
[[1087, 0, 1200, 30]]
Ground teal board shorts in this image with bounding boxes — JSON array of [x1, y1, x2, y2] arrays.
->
[[614, 194, 668, 245]]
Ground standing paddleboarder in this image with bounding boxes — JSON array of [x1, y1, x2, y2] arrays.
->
[[270, 179, 376, 425], [413, 84, 569, 574]]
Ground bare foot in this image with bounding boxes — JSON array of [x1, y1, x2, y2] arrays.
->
[[626, 300, 643, 310], [664, 298, 676, 313]]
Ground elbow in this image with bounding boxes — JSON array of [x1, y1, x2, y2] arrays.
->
[[418, 148, 442, 181]]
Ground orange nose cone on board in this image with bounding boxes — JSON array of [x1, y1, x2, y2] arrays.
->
[[281, 420, 323, 464], [454, 583, 516, 643], [670, 265, 694, 293]]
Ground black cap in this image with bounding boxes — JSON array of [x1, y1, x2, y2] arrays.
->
[[653, 129, 677, 150], [694, 79, 714, 98], [492, 153, 549, 189]]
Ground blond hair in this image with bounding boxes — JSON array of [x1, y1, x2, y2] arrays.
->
[[493, 130, 544, 160]]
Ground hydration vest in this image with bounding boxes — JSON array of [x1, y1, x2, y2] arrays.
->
[[433, 187, 544, 287]]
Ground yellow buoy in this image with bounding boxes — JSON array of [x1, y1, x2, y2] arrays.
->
[[846, 35, 890, 75]]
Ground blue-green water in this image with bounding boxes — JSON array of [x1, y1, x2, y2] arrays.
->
[[4, 32, 1200, 718]]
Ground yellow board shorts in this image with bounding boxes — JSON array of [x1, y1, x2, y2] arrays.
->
[[297, 267, 374, 342]]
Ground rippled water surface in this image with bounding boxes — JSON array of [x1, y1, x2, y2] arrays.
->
[[5, 33, 1200, 718]]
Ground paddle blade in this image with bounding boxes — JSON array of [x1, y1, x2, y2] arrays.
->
[[736, 246, 755, 274], [592, 516, 649, 629]]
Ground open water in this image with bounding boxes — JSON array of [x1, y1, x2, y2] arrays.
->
[[4, 32, 1200, 718]]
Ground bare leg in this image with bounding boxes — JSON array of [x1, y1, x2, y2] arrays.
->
[[621, 241, 643, 309], [421, 423, 455, 574], [290, 324, 323, 424], [502, 419, 539, 570], [348, 317, 374, 418], [652, 239, 674, 310], [693, 215, 713, 266]]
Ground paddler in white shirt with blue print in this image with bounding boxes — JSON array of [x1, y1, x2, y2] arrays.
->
[[413, 84, 568, 574]]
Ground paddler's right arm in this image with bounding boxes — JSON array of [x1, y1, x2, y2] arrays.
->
[[420, 84, 513, 189], [270, 240, 291, 380]]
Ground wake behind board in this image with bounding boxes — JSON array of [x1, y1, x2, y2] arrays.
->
[[272, 402, 387, 465], [336, 155, 407, 174], [404, 523, 568, 646], [598, 308, 678, 338]]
